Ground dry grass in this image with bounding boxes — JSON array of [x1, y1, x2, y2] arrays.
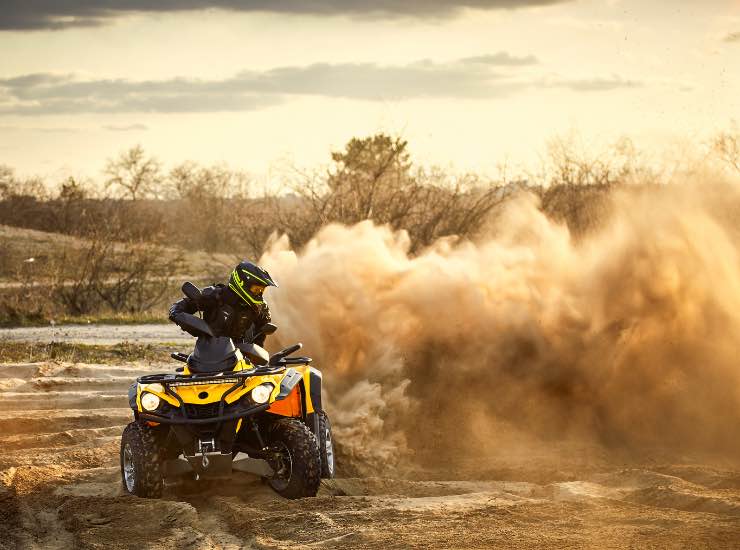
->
[[0, 340, 170, 363], [0, 224, 233, 281]]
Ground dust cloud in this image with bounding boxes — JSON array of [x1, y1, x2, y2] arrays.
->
[[260, 184, 740, 472]]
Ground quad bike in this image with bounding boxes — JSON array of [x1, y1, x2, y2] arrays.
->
[[120, 282, 335, 500]]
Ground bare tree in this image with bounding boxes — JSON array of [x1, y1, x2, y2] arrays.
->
[[167, 161, 256, 251], [276, 134, 504, 252], [0, 165, 14, 200], [713, 123, 740, 174], [104, 145, 163, 200], [52, 222, 183, 315], [535, 135, 657, 236], [168, 162, 251, 200], [0, 165, 48, 200], [544, 135, 643, 187]]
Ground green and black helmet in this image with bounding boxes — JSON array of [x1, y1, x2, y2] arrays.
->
[[228, 261, 278, 311]]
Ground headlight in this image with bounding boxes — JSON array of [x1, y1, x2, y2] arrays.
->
[[141, 392, 161, 411], [250, 384, 273, 404], [143, 383, 164, 394]]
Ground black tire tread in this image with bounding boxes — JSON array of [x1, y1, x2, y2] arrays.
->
[[120, 422, 164, 498], [267, 418, 321, 499]]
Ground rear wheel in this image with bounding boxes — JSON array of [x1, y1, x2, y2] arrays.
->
[[265, 419, 321, 499], [318, 411, 335, 479], [120, 422, 163, 498]]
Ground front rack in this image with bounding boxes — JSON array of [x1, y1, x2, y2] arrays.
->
[[137, 365, 286, 386]]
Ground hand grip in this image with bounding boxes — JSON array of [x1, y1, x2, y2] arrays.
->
[[181, 281, 202, 302]]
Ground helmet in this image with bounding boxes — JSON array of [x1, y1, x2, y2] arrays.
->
[[228, 261, 278, 311]]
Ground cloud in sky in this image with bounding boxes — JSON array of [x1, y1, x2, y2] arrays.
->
[[459, 53, 540, 66], [556, 76, 641, 92], [0, 55, 640, 116], [0, 0, 572, 30], [103, 123, 149, 132], [0, 125, 79, 133]]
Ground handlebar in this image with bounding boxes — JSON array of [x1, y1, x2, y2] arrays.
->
[[279, 356, 312, 365], [280, 343, 303, 357], [269, 343, 306, 366]]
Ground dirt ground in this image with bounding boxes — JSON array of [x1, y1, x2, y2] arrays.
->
[[0, 324, 191, 345], [1, 327, 739, 549]]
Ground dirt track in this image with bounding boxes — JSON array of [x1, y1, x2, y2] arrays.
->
[[1, 333, 740, 548], [0, 323, 191, 345]]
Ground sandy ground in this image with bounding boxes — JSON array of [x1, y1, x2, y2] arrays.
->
[[1, 331, 739, 548], [0, 323, 191, 345]]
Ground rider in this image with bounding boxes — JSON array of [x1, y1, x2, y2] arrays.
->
[[169, 261, 277, 347]]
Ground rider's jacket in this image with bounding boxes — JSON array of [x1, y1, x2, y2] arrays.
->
[[168, 283, 271, 345]]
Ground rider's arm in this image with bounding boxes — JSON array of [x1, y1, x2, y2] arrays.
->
[[168, 296, 202, 337], [168, 284, 221, 322], [168, 296, 198, 322], [253, 304, 272, 347], [168, 296, 201, 337]]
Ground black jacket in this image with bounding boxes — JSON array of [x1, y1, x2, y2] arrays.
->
[[169, 283, 271, 345]]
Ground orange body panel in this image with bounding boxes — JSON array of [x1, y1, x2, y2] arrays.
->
[[267, 386, 302, 417]]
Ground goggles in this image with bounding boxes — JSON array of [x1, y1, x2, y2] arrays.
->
[[249, 284, 266, 298]]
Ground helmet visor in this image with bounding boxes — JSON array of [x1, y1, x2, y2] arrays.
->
[[249, 284, 265, 299]]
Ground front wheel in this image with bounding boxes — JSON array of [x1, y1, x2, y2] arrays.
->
[[120, 422, 163, 498], [265, 419, 321, 499]]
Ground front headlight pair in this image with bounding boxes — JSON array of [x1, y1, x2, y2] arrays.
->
[[140, 383, 273, 412]]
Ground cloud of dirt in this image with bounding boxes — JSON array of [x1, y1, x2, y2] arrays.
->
[[260, 184, 740, 472]]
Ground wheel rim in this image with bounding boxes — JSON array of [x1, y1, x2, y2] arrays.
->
[[270, 442, 293, 491], [123, 443, 136, 492], [325, 424, 335, 476]]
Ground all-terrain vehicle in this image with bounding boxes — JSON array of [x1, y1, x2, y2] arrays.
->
[[120, 283, 335, 499]]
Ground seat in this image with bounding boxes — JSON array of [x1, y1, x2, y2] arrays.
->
[[187, 336, 238, 374]]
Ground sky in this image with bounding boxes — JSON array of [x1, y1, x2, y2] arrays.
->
[[0, 0, 739, 184]]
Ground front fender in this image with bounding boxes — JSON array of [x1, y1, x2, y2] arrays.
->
[[127, 382, 137, 410]]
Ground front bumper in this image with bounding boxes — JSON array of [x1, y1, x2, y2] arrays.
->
[[139, 402, 270, 425]]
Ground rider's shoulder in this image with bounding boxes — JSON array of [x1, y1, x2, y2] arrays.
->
[[201, 284, 226, 302]]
